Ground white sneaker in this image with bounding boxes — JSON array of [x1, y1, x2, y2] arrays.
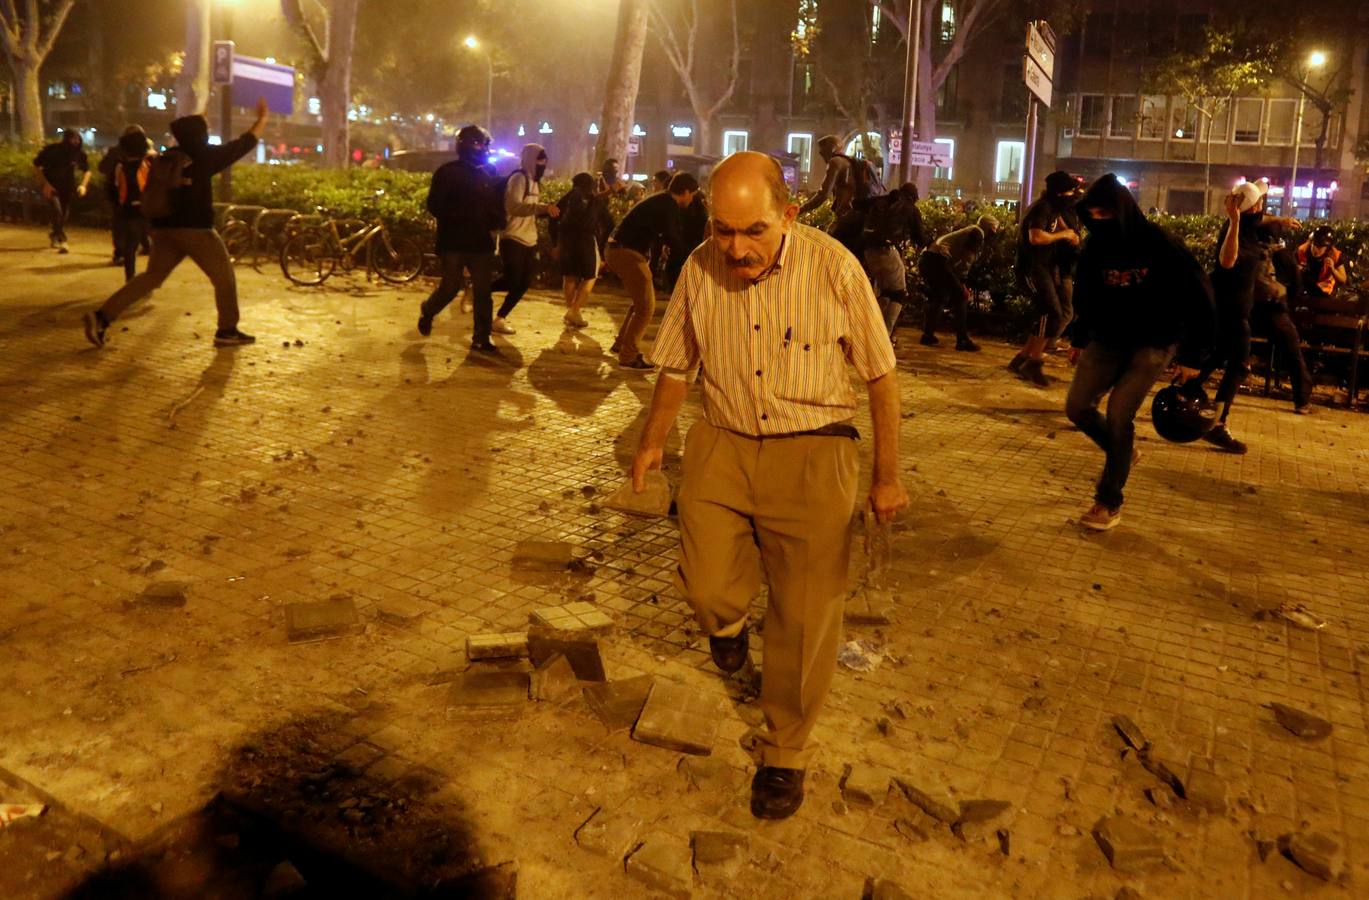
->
[[491, 316, 516, 335], [564, 311, 588, 329], [58, 242, 70, 254]]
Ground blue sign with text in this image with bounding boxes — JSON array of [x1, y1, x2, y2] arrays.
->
[[230, 55, 295, 116]]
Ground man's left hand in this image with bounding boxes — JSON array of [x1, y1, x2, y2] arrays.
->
[[869, 478, 908, 525]]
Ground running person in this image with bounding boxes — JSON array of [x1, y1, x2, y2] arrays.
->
[[491, 143, 560, 336], [33, 129, 91, 254]]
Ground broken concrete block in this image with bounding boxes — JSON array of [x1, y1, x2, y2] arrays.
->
[[376, 597, 426, 628], [603, 471, 672, 518], [1183, 760, 1227, 814], [862, 877, 914, 900], [529, 601, 615, 634], [527, 633, 606, 682], [511, 540, 575, 571], [1269, 703, 1333, 741], [1281, 831, 1343, 881], [626, 834, 693, 899], [1137, 747, 1185, 798], [632, 681, 723, 756], [529, 652, 579, 702], [841, 764, 891, 808], [1111, 715, 1149, 751], [1092, 816, 1166, 871], [446, 671, 530, 717], [677, 755, 740, 794], [284, 597, 359, 643], [466, 633, 528, 661], [894, 819, 928, 843], [1143, 787, 1171, 809], [953, 799, 1014, 840], [583, 675, 655, 732], [574, 808, 644, 859], [139, 580, 191, 607], [894, 775, 958, 824], [691, 830, 748, 866]]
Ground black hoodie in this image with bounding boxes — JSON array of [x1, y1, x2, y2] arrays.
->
[[156, 115, 258, 229], [1072, 175, 1215, 365]]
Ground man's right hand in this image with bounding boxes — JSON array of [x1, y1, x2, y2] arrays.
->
[[631, 445, 663, 493], [1060, 230, 1081, 247], [1223, 193, 1241, 221]]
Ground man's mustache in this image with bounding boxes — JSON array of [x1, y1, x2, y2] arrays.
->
[[727, 254, 764, 268]]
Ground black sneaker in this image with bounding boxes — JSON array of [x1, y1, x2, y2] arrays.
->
[[213, 328, 256, 347], [1007, 354, 1026, 373], [417, 314, 433, 337], [470, 339, 499, 354], [1203, 425, 1247, 455], [919, 333, 940, 346], [1018, 358, 1051, 387], [619, 355, 655, 371], [609, 338, 623, 356], [955, 338, 981, 352], [82, 310, 107, 348]]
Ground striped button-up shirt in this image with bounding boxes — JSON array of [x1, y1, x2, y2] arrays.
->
[[650, 223, 897, 436]]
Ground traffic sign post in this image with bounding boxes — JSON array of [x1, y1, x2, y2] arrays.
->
[[1019, 21, 1056, 217], [212, 40, 235, 86]]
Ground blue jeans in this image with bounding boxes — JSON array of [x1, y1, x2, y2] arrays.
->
[[1065, 343, 1174, 509]]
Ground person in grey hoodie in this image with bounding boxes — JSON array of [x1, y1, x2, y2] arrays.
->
[[491, 143, 559, 335]]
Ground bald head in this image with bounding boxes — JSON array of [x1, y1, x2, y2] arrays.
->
[[708, 152, 799, 282]]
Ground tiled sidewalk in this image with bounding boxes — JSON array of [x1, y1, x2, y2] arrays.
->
[[0, 224, 1365, 898]]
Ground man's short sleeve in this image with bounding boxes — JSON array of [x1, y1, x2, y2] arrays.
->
[[837, 256, 897, 382], [648, 260, 701, 373], [1022, 200, 1053, 234]]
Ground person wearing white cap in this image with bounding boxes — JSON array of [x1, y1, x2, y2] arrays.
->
[[1191, 180, 1301, 452]]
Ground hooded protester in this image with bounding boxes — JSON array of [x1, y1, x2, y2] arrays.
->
[[1008, 170, 1081, 385], [33, 128, 91, 253], [550, 172, 614, 328], [100, 125, 153, 265], [1195, 181, 1306, 452], [1065, 174, 1215, 532], [108, 128, 155, 282], [919, 214, 1000, 351], [417, 125, 505, 352], [860, 182, 929, 342], [491, 143, 560, 335], [83, 99, 269, 350]]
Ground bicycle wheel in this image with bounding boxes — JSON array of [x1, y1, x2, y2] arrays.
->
[[280, 231, 338, 286], [371, 233, 425, 284], [220, 221, 254, 264]]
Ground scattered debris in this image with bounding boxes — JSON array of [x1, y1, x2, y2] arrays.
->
[[1281, 831, 1344, 881], [862, 876, 914, 900], [1093, 816, 1166, 871], [528, 601, 614, 681], [446, 671, 530, 717], [1137, 747, 1185, 798], [894, 775, 958, 824], [582, 676, 655, 732], [1268, 702, 1333, 740], [632, 681, 723, 756], [1183, 759, 1227, 814], [996, 829, 1011, 856], [529, 652, 579, 702], [0, 803, 46, 827], [626, 834, 693, 899], [284, 597, 359, 643], [603, 471, 672, 518], [841, 764, 891, 808], [838, 639, 885, 672], [1111, 715, 1149, 751], [511, 540, 575, 572], [1255, 602, 1328, 631], [139, 580, 191, 608], [466, 633, 528, 661]]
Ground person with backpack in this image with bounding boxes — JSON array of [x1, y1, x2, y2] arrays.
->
[[1007, 171, 1081, 386], [82, 99, 269, 349], [33, 128, 91, 254], [859, 182, 929, 342], [550, 172, 614, 329], [99, 126, 153, 266], [1065, 174, 1215, 531], [919, 215, 1000, 351], [490, 143, 560, 336], [109, 129, 154, 283], [798, 135, 886, 255]]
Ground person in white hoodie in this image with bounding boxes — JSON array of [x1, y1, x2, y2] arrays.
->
[[492, 143, 559, 334]]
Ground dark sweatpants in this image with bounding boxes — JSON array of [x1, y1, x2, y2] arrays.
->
[[496, 240, 536, 319], [1023, 264, 1068, 340], [47, 191, 74, 243], [421, 251, 495, 344], [99, 227, 239, 330], [919, 252, 970, 341], [112, 208, 148, 282]]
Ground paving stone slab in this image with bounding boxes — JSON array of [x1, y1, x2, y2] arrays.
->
[[677, 755, 741, 794], [376, 597, 427, 628], [529, 652, 579, 701], [583, 675, 655, 732], [603, 471, 672, 518], [511, 540, 575, 571], [626, 833, 693, 899], [528, 601, 615, 634], [1268, 703, 1333, 741], [632, 681, 723, 756], [284, 597, 360, 643], [690, 830, 748, 866], [446, 671, 530, 717], [841, 763, 891, 808], [574, 807, 645, 860], [894, 774, 958, 824], [863, 877, 914, 900], [466, 633, 528, 661], [139, 580, 191, 608], [1281, 830, 1344, 881], [527, 633, 606, 682], [1093, 816, 1165, 871], [953, 799, 1015, 841], [1111, 715, 1149, 751], [1183, 760, 1227, 814]]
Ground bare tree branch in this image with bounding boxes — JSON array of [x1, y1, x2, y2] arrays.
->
[[281, 0, 327, 67], [33, 0, 73, 62]]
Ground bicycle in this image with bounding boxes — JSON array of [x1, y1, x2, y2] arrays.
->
[[280, 215, 424, 286], [221, 208, 315, 272], [217, 204, 265, 264]]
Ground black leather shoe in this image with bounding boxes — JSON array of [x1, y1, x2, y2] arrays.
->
[[417, 314, 432, 337], [708, 625, 748, 673], [750, 766, 805, 820]]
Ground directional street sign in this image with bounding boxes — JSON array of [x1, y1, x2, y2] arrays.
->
[[1025, 22, 1055, 80], [1023, 55, 1052, 107]]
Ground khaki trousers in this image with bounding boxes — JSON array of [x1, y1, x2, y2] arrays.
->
[[676, 421, 859, 769], [605, 246, 654, 363], [99, 228, 239, 331]]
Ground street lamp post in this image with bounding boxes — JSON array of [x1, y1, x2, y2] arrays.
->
[[895, 0, 923, 186], [464, 35, 493, 129], [1289, 49, 1326, 217], [218, 0, 237, 200]]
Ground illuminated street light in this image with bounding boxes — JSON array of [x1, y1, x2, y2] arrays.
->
[[1290, 50, 1328, 211], [1308, 50, 1327, 68], [463, 35, 478, 50]]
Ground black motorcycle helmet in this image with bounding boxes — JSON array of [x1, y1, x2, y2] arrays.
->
[[1152, 380, 1217, 443], [456, 125, 492, 164]]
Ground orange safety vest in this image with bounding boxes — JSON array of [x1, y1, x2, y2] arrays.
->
[[1296, 242, 1341, 296], [116, 158, 152, 207]]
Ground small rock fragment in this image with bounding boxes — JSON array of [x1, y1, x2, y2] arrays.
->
[[894, 775, 958, 824], [140, 580, 190, 608], [894, 819, 928, 843], [862, 877, 914, 900], [1114, 888, 1143, 900], [996, 829, 1011, 856], [1111, 715, 1149, 751], [841, 764, 890, 808], [1281, 831, 1343, 881], [1183, 760, 1227, 814], [603, 471, 672, 518], [626, 834, 692, 899], [1269, 703, 1332, 740]]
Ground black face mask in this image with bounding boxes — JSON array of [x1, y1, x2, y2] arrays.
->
[[1087, 218, 1121, 239], [535, 161, 547, 180]]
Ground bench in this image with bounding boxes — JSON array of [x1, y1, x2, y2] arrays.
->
[[1259, 295, 1368, 409]]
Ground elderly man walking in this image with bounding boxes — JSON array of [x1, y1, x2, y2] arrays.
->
[[632, 152, 908, 819]]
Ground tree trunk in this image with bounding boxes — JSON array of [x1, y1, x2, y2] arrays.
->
[[177, 0, 212, 116], [319, 0, 359, 168], [595, 0, 649, 168], [11, 61, 42, 143], [696, 117, 714, 158], [913, 17, 935, 197]]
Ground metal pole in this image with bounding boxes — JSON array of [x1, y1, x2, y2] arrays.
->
[[485, 53, 494, 129], [1290, 89, 1306, 216], [1019, 97, 1038, 219], [896, 0, 922, 185], [219, 9, 234, 200]]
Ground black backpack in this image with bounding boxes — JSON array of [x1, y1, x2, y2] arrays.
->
[[140, 150, 192, 220], [835, 153, 887, 203], [861, 194, 910, 246]]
